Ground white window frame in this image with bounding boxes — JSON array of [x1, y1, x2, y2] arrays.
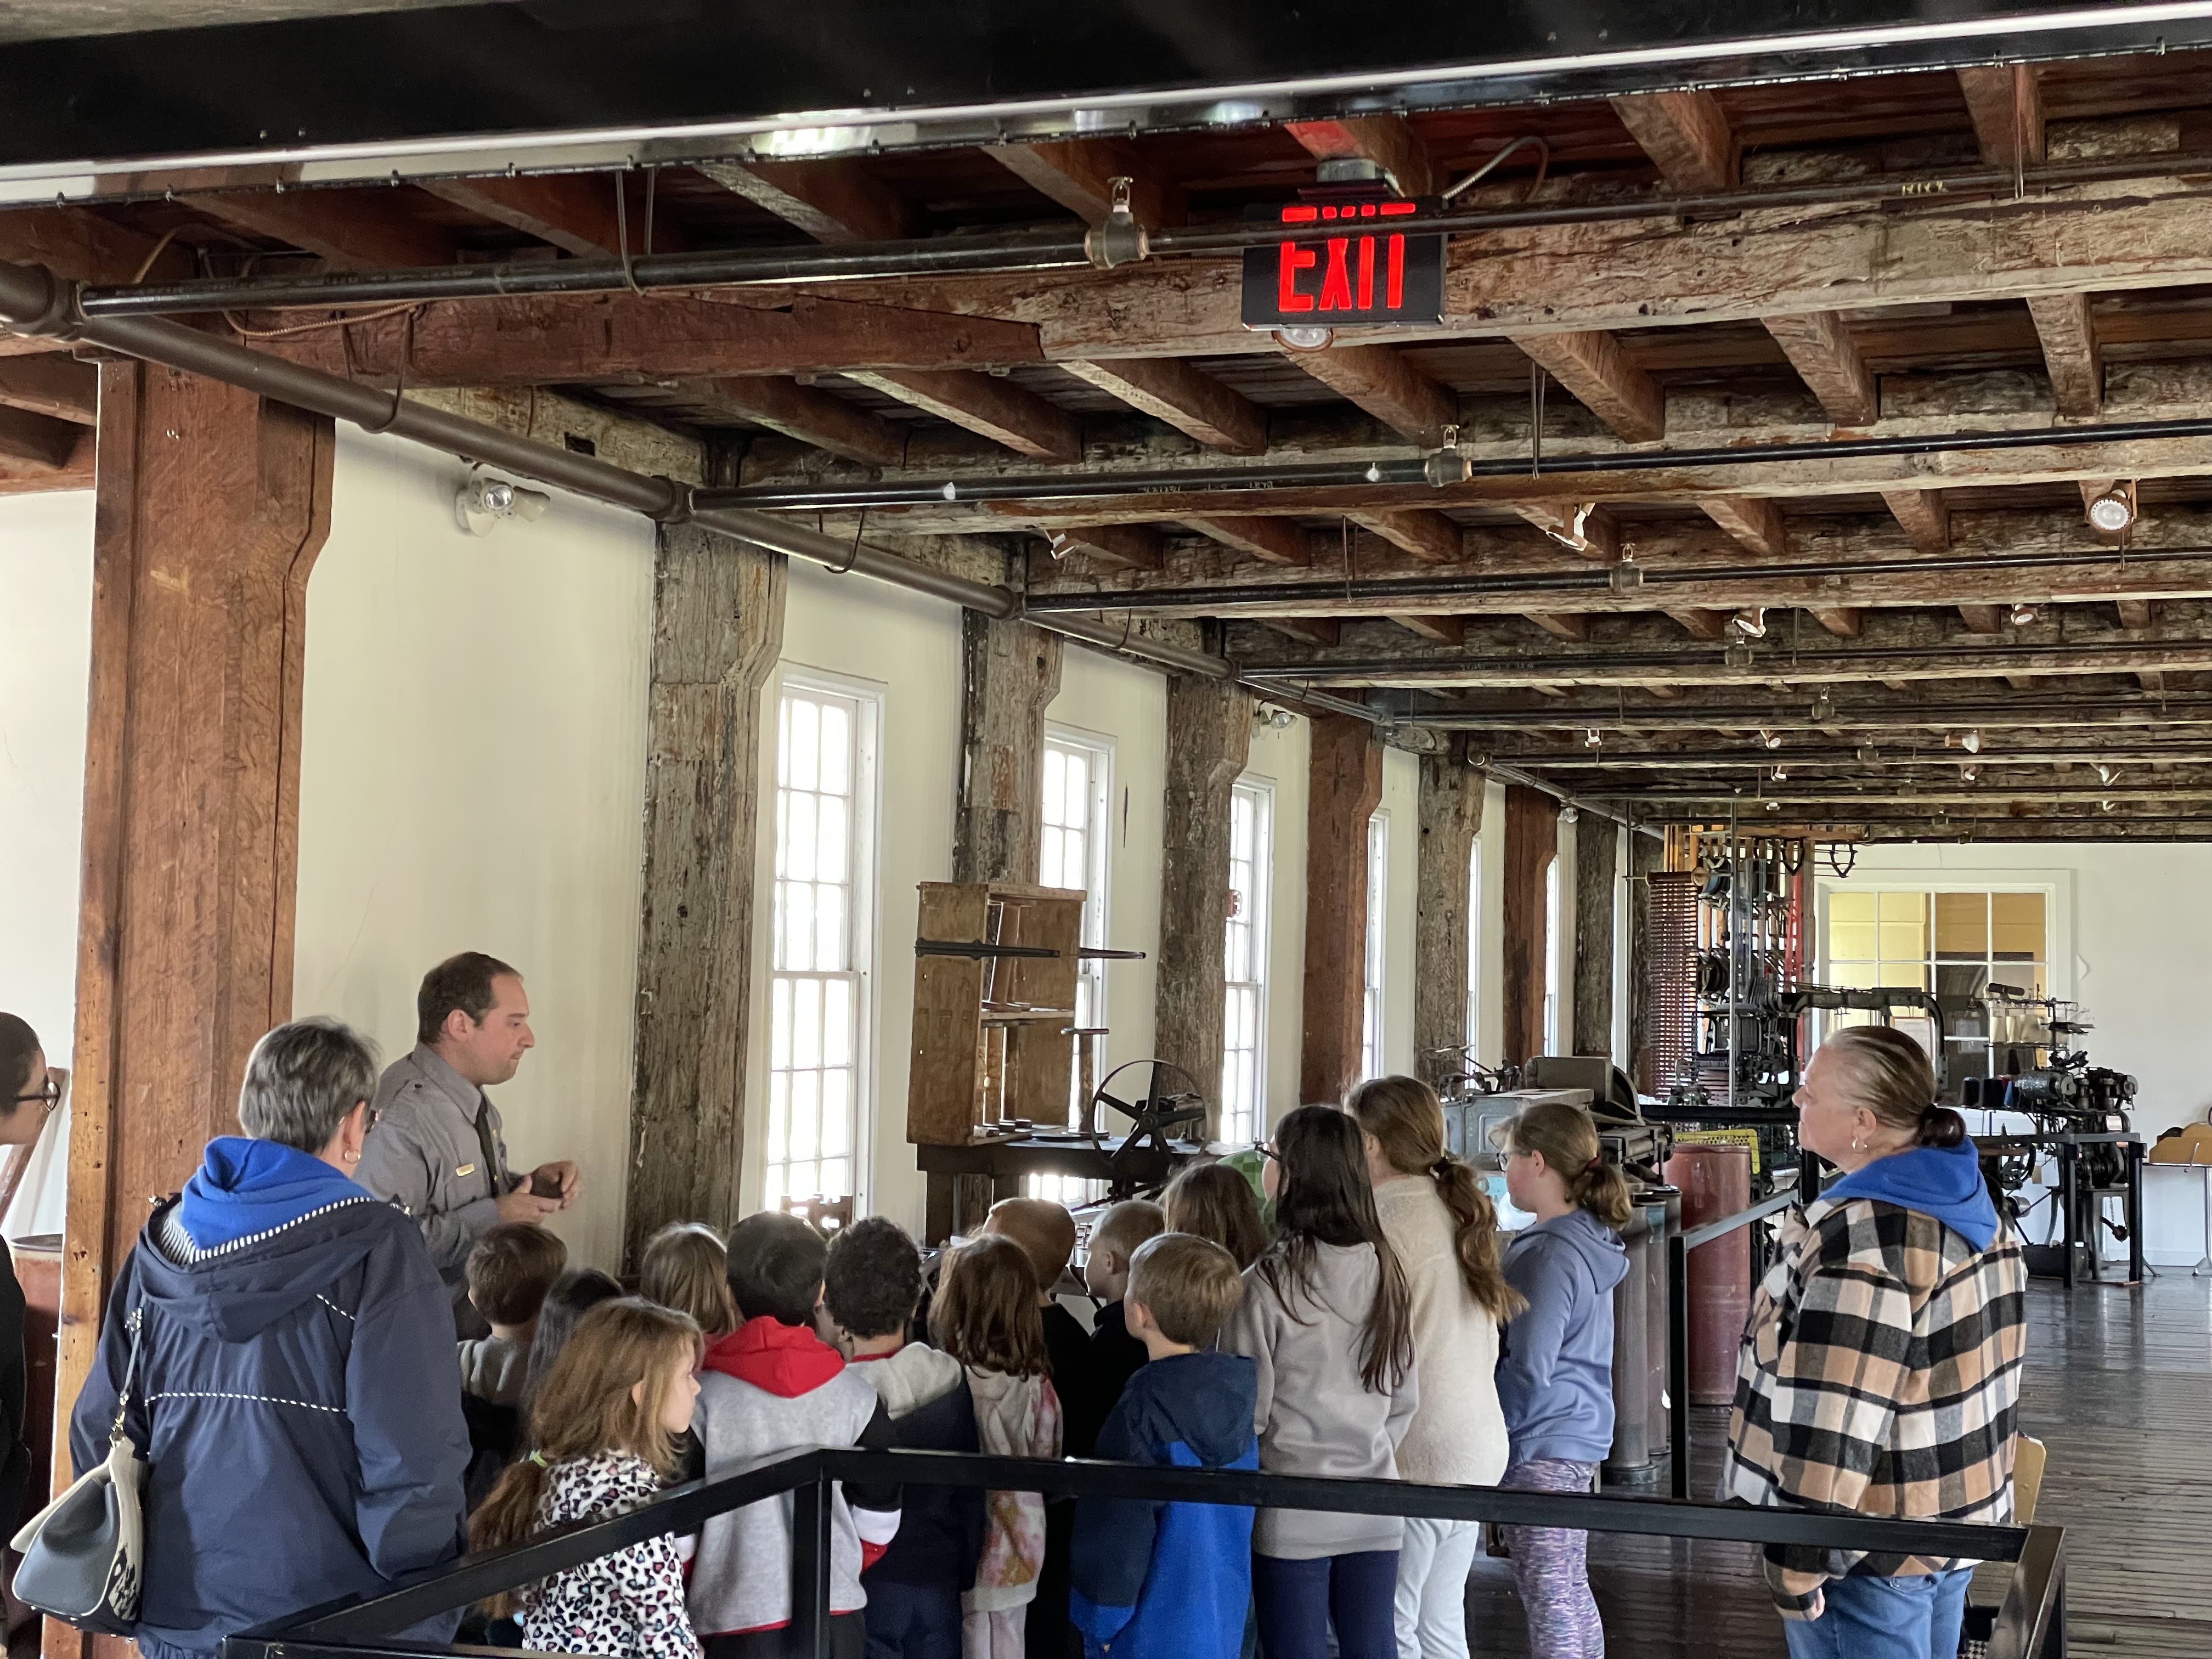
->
[[1466, 840, 1482, 1056], [1222, 777, 1274, 1147], [1362, 810, 1388, 1081], [1543, 854, 1561, 1057], [764, 669, 883, 1215]]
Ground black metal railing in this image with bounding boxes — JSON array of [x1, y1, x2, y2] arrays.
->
[[220, 1446, 2065, 1659], [1666, 1187, 1799, 1499]]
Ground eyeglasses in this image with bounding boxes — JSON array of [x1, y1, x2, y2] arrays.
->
[[1256, 1143, 1280, 1163], [13, 1075, 61, 1115]]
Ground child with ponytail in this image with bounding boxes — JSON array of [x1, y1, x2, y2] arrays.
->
[[472, 1299, 706, 1659], [1489, 1099, 1633, 1659], [1348, 1077, 1523, 1659]]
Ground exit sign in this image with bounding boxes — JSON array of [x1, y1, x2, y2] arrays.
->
[[1240, 200, 1446, 330]]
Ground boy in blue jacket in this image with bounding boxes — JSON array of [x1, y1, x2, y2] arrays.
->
[[1069, 1233, 1256, 1659]]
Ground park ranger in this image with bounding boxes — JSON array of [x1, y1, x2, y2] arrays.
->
[[359, 951, 580, 1333]]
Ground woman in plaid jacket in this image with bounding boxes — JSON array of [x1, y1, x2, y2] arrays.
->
[[1727, 1024, 2027, 1659]]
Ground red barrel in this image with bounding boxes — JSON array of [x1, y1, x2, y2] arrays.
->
[[1664, 1144, 1754, 1405]]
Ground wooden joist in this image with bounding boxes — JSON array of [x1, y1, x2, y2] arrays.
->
[[693, 376, 908, 467], [1344, 507, 1463, 565], [187, 187, 457, 269], [421, 173, 674, 258], [836, 368, 1081, 459], [1762, 312, 1878, 426], [1701, 497, 1788, 556], [1062, 358, 1267, 453], [1285, 343, 1458, 447], [1283, 116, 1438, 197], [0, 354, 98, 424], [0, 204, 192, 286], [1527, 614, 1591, 641], [0, 404, 81, 469], [1047, 523, 1164, 569], [2025, 292, 2103, 417], [696, 158, 914, 243], [1393, 616, 1466, 644], [1809, 607, 1864, 637], [990, 139, 1184, 227], [1882, 487, 1950, 552], [1610, 92, 1737, 191], [1514, 331, 1666, 443], [1178, 514, 1312, 566], [1957, 64, 2046, 168]]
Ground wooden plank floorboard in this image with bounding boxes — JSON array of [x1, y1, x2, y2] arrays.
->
[[1460, 1276, 2212, 1657]]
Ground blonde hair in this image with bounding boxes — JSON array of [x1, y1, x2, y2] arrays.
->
[[1348, 1076, 1523, 1325], [469, 1299, 701, 1610], [1502, 1098, 1634, 1230], [981, 1197, 1077, 1292], [640, 1221, 736, 1339], [1821, 1025, 1966, 1149], [1090, 1199, 1165, 1266]]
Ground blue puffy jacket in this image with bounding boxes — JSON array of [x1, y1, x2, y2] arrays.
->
[[1069, 1350, 1257, 1659], [69, 1140, 470, 1659]]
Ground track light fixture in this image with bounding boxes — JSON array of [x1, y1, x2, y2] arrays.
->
[[1733, 606, 1768, 639], [1771, 765, 1788, 782], [2100, 798, 2118, 812], [2009, 602, 2038, 626], [1584, 729, 1604, 748], [2086, 483, 2138, 535], [1962, 764, 1979, 783], [1758, 729, 1783, 749], [1960, 730, 1983, 755], [2095, 763, 2118, 785]]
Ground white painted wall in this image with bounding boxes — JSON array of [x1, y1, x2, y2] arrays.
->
[[291, 429, 655, 1273], [1379, 747, 1419, 1076], [0, 491, 95, 1239]]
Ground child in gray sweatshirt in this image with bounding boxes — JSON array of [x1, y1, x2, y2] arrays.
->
[[1221, 1106, 1417, 1659]]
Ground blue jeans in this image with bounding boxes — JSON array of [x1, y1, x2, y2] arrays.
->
[[1251, 1550, 1399, 1659], [862, 1580, 963, 1659], [1781, 1568, 1975, 1659]]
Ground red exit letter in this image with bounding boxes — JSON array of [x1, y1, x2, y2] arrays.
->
[[1278, 240, 1317, 312]]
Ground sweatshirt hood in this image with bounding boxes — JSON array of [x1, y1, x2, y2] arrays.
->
[[137, 1178, 392, 1344], [1123, 1351, 1257, 1468], [1822, 1139, 2000, 1252], [703, 1316, 845, 1398], [850, 1340, 964, 1418], [1510, 1207, 1630, 1295], [178, 1137, 373, 1250]]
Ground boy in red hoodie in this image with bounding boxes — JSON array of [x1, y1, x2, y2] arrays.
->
[[687, 1212, 901, 1659]]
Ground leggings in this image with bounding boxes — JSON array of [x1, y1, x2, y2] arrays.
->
[[1500, 1459, 1605, 1659], [1251, 1549, 1400, 1659]]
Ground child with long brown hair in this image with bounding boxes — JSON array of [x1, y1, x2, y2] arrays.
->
[[1348, 1076, 1524, 1659], [1491, 1098, 1634, 1659], [640, 1221, 737, 1340], [932, 1233, 1062, 1659], [471, 1298, 704, 1659], [1161, 1161, 1268, 1271], [1221, 1104, 1415, 1659]]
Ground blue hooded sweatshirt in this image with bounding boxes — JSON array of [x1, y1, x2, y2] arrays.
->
[[1820, 1138, 2000, 1251], [71, 1138, 469, 1659], [1497, 1207, 1630, 1466], [1069, 1350, 1259, 1659]]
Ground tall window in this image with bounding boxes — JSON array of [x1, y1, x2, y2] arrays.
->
[[1542, 856, 1561, 1057], [1466, 841, 1482, 1056], [1032, 730, 1114, 1206], [1222, 779, 1274, 1146], [1824, 889, 2049, 1086], [1361, 811, 1388, 1080], [767, 680, 877, 1211]]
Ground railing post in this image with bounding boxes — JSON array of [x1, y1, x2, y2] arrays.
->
[[2043, 1557, 2067, 1659], [1668, 1229, 1690, 1500], [789, 1472, 832, 1659]]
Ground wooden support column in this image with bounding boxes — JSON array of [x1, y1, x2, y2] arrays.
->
[[1572, 817, 1618, 1058], [1413, 736, 1483, 1088], [1627, 828, 1663, 1092], [953, 615, 1064, 885], [1155, 676, 1252, 1139], [1500, 785, 1560, 1067], [1301, 714, 1384, 1105], [58, 364, 335, 1553], [622, 524, 786, 1267]]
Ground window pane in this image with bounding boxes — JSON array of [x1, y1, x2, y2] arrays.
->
[[1992, 892, 2046, 959], [1829, 891, 1876, 924], [814, 883, 846, 972], [817, 702, 850, 795], [1934, 893, 1989, 960], [1877, 891, 1927, 924], [788, 697, 820, 792], [1826, 917, 1876, 962]]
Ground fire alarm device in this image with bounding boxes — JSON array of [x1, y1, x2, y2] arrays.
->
[[1240, 199, 1446, 330]]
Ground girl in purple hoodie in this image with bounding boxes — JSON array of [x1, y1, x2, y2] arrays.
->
[[1492, 1100, 1632, 1659]]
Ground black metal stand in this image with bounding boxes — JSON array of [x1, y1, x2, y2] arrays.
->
[[1667, 1188, 1798, 1500], [1984, 1130, 2145, 1286]]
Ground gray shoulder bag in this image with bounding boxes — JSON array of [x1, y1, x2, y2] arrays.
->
[[11, 1306, 148, 1633]]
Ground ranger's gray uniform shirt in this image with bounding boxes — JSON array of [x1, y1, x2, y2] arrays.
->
[[359, 1044, 518, 1311]]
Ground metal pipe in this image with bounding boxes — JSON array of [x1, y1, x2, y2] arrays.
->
[[1236, 636, 2212, 682], [71, 148, 2212, 320]]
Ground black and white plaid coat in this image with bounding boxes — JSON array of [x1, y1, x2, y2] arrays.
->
[[1725, 1194, 2027, 1618]]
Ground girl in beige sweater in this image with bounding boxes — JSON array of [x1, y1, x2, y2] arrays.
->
[[1349, 1077, 1525, 1659]]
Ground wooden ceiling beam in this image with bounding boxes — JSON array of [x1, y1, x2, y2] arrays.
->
[[1285, 342, 1457, 447], [696, 158, 914, 243], [1762, 311, 1878, 426], [1512, 502, 1618, 561], [2024, 291, 2102, 417], [1179, 514, 1312, 566], [1282, 116, 1438, 198], [1882, 487, 1950, 552], [1527, 614, 1591, 642], [1958, 605, 2006, 634], [1701, 497, 1788, 556], [0, 425, 92, 494], [1047, 523, 1164, 571], [988, 139, 1184, 227], [1810, 607, 1864, 638], [186, 187, 457, 270], [418, 173, 682, 259], [0, 205, 193, 287], [1666, 609, 1733, 640], [845, 368, 1081, 459], [1265, 616, 1342, 648], [0, 354, 97, 424], [2117, 599, 2155, 629], [1515, 331, 1666, 443], [1609, 92, 1737, 191], [689, 375, 907, 467], [1392, 616, 1465, 644], [1062, 357, 1266, 453], [1343, 507, 1463, 565], [1957, 64, 2046, 169], [0, 404, 80, 469]]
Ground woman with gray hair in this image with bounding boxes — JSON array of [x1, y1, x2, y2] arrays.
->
[[68, 1018, 471, 1659]]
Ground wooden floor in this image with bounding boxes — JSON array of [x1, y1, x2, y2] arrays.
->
[[1463, 1273, 2212, 1657]]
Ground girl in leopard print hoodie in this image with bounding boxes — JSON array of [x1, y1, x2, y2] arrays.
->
[[472, 1299, 705, 1659]]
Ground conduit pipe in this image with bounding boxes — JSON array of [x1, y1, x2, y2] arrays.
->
[[1, 258, 1459, 730], [69, 149, 2212, 319]]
